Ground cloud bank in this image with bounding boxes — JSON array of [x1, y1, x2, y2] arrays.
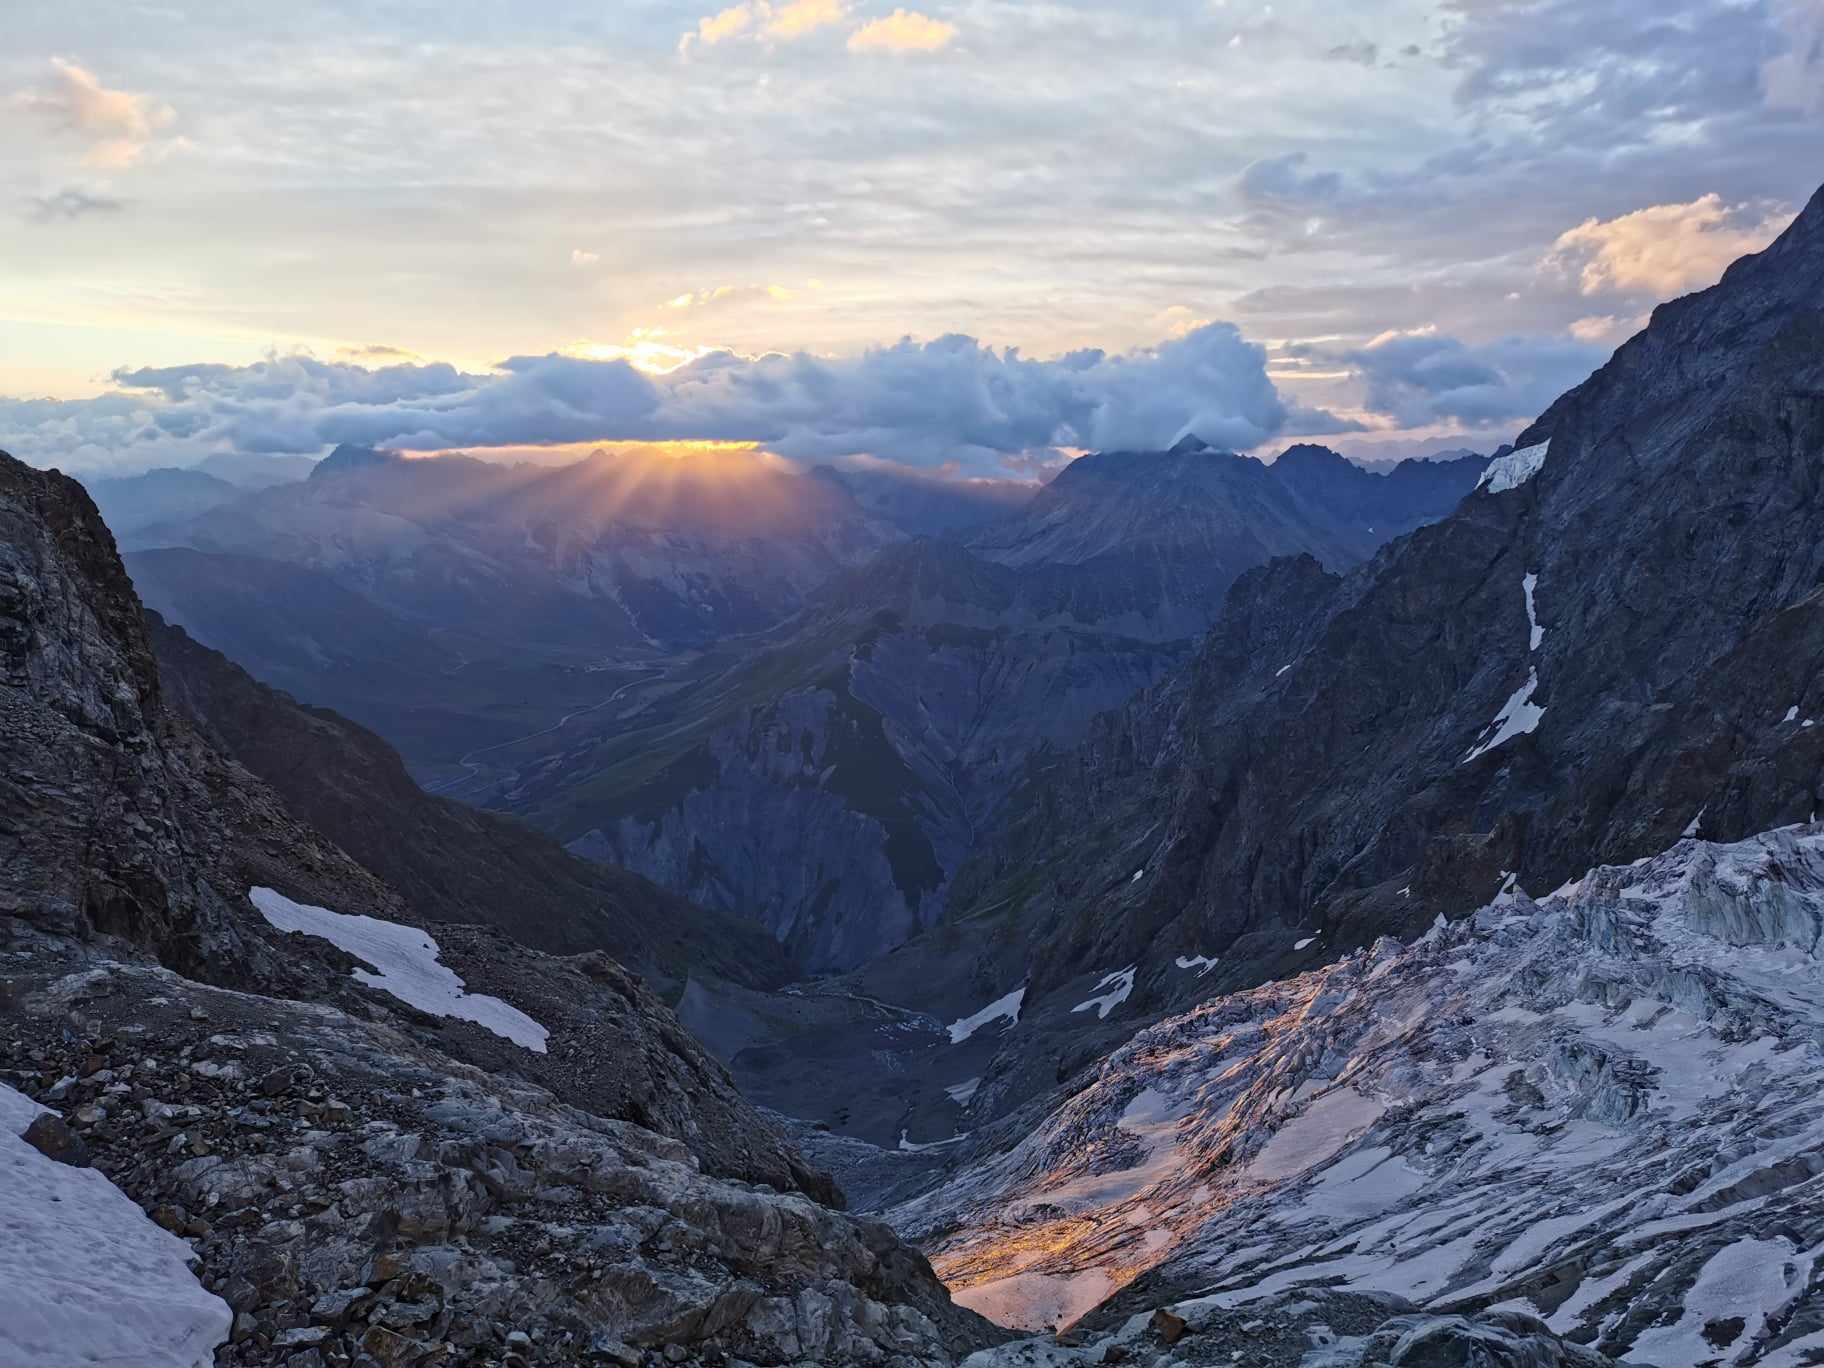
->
[[1, 324, 1344, 476], [1292, 328, 1608, 430]]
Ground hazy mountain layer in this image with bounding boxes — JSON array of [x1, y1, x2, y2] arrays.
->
[[509, 446, 1483, 971]]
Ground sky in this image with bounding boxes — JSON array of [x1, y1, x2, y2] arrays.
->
[[2, 0, 1820, 477]]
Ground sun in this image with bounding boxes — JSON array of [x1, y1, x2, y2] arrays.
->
[[568, 327, 716, 374]]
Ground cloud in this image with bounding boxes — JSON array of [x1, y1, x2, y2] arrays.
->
[[0, 325, 1337, 475], [23, 186, 126, 224], [1294, 328, 1608, 431], [1765, 0, 1824, 114], [18, 59, 175, 168], [1545, 194, 1796, 298], [848, 10, 958, 54], [768, 0, 848, 40], [1324, 42, 1379, 66], [1567, 313, 1646, 344], [664, 284, 794, 311], [570, 249, 601, 267], [680, 0, 848, 51], [337, 344, 421, 360], [690, 4, 756, 46], [1237, 153, 1344, 207]]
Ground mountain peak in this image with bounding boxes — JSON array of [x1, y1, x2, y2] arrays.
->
[[309, 443, 403, 481], [1167, 433, 1211, 455]]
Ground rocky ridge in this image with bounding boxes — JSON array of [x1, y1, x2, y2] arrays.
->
[[904, 180, 1824, 1130], [0, 448, 1002, 1365]]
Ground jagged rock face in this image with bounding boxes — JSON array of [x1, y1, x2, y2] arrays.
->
[[935, 183, 1824, 1121], [0, 453, 261, 962], [905, 826, 1824, 1366], [0, 448, 1005, 1364]]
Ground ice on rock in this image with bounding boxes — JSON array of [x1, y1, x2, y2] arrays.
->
[[1522, 572, 1543, 651], [1071, 967, 1136, 1020], [1245, 1088, 1385, 1181], [250, 887, 549, 1051], [948, 987, 1026, 1044], [899, 1129, 969, 1153], [947, 1077, 982, 1106], [1474, 439, 1549, 494], [1461, 667, 1544, 764]]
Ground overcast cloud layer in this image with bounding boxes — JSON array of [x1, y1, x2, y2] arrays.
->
[[2, 0, 1819, 474]]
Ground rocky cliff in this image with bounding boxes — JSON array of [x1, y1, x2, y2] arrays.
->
[[0, 449, 1002, 1366], [915, 182, 1824, 1128]]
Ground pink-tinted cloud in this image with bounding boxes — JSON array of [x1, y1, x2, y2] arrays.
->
[[1546, 194, 1796, 298]]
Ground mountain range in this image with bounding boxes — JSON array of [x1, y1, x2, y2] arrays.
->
[[6, 179, 1822, 1368], [425, 441, 1484, 969]]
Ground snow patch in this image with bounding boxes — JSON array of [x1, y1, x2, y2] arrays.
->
[[899, 1130, 969, 1153], [1475, 439, 1548, 494], [946, 1077, 982, 1106], [1462, 668, 1544, 764], [250, 887, 549, 1052], [1247, 1088, 1387, 1182], [952, 1268, 1115, 1334], [1130, 869, 1144, 882], [1522, 572, 1543, 652], [1294, 937, 1317, 951], [0, 1083, 231, 1368], [948, 987, 1025, 1044], [1629, 1237, 1798, 1365], [1276, 663, 1292, 678], [1072, 967, 1136, 1020], [1175, 954, 1220, 978]]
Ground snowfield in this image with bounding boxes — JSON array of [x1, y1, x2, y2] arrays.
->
[[900, 824, 1824, 1364], [250, 887, 549, 1051], [0, 1084, 231, 1368]]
